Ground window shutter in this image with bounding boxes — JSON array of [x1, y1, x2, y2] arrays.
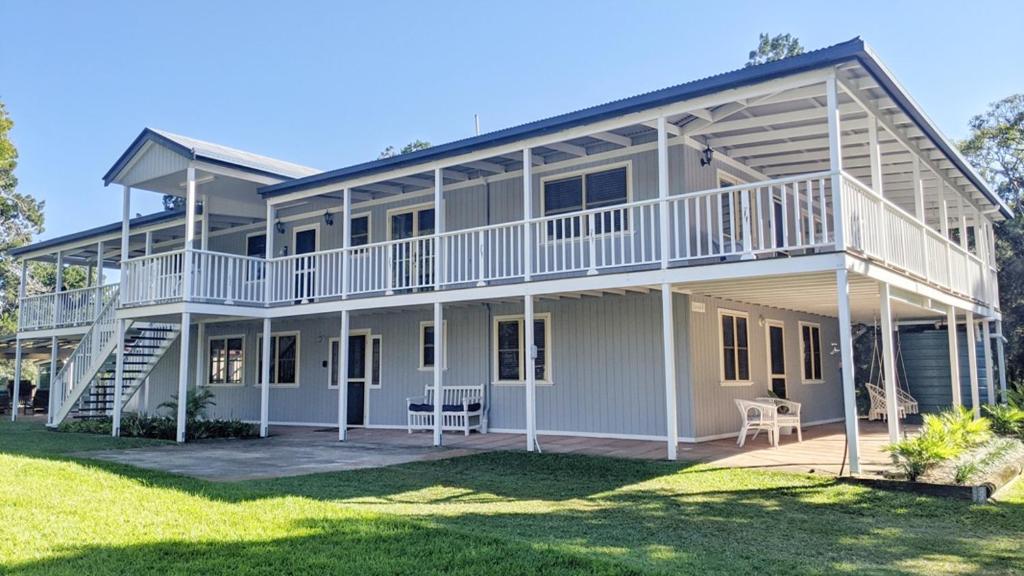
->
[[544, 176, 583, 215], [585, 167, 627, 207]]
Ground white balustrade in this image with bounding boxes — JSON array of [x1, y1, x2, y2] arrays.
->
[[17, 284, 117, 331], [121, 250, 185, 306], [105, 170, 996, 312]]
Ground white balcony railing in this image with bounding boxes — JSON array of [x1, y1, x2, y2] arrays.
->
[[839, 173, 991, 303], [18, 284, 118, 331], [106, 170, 998, 313]]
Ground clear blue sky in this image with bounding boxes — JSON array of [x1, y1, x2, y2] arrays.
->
[[2, 0, 1021, 241]]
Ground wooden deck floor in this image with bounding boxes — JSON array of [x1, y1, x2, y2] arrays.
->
[[336, 420, 908, 477]]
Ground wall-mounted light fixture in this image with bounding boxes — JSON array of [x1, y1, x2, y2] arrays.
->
[[323, 210, 334, 226], [275, 220, 285, 234], [699, 141, 714, 167]]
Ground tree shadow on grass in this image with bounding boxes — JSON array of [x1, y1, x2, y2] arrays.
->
[[4, 516, 645, 576]]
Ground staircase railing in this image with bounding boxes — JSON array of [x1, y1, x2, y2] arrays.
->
[[50, 286, 123, 426]]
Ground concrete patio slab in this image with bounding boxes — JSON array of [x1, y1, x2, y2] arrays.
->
[[82, 426, 473, 482]]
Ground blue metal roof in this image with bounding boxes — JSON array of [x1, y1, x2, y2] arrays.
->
[[9, 208, 197, 258], [259, 37, 1009, 219], [102, 128, 319, 186]]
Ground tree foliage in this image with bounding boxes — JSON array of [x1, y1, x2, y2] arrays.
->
[[746, 33, 805, 67], [0, 101, 45, 335], [960, 94, 1024, 386], [379, 140, 431, 160]]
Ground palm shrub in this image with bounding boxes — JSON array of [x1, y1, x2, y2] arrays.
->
[[983, 404, 1024, 438], [885, 432, 961, 481], [158, 388, 216, 422], [885, 407, 992, 481]]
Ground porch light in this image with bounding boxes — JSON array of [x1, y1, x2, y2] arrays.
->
[[700, 142, 714, 167], [323, 210, 334, 226], [275, 220, 285, 234]]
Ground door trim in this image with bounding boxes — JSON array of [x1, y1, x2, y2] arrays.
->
[[764, 319, 787, 397], [292, 222, 321, 253], [327, 329, 371, 426]]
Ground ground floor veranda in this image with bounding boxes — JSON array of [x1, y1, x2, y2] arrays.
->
[[81, 420, 907, 481]]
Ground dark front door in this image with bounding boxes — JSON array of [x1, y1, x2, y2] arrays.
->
[[767, 322, 787, 398], [346, 334, 367, 426], [294, 228, 317, 301]]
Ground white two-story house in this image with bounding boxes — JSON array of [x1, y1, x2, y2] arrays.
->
[[8, 38, 1009, 473]]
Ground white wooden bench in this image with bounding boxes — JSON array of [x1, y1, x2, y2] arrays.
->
[[407, 385, 485, 435]]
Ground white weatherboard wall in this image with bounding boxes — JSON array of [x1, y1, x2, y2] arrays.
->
[[686, 294, 844, 439], [138, 290, 843, 442]]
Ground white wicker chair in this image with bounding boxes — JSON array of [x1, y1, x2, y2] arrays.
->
[[757, 397, 803, 443], [735, 399, 778, 447]]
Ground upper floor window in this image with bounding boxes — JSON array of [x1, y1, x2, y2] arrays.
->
[[720, 309, 750, 385], [350, 215, 369, 247], [247, 234, 266, 258], [542, 165, 629, 238]]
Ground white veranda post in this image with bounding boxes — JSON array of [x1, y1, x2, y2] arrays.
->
[[338, 310, 350, 442], [432, 302, 444, 447], [112, 319, 127, 437], [661, 283, 678, 460], [47, 250, 64, 423], [11, 259, 26, 422], [176, 312, 191, 443], [260, 318, 271, 438], [836, 269, 860, 474], [525, 294, 536, 452]]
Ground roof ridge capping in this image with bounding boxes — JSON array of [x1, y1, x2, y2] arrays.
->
[[258, 37, 1009, 219]]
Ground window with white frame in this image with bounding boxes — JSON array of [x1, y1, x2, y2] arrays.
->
[[370, 335, 382, 387], [419, 321, 447, 370], [207, 335, 244, 385], [800, 322, 823, 382], [720, 310, 750, 384], [257, 332, 299, 386], [542, 165, 629, 238], [350, 215, 370, 247], [492, 314, 551, 383]]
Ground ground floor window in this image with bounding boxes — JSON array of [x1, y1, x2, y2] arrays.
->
[[719, 309, 750, 384], [419, 321, 447, 370], [207, 335, 244, 385], [800, 322, 823, 382], [258, 332, 299, 386], [492, 314, 551, 384]]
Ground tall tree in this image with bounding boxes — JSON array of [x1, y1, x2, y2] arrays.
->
[[0, 101, 45, 335], [379, 140, 431, 160], [746, 33, 805, 67], [960, 94, 1024, 390]]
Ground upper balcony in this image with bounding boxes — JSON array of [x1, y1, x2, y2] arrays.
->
[[113, 170, 997, 315]]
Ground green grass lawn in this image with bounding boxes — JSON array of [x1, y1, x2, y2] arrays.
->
[[1, 420, 1023, 575]]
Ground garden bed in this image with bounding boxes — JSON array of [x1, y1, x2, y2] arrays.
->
[[866, 404, 1024, 503], [854, 437, 1024, 502]]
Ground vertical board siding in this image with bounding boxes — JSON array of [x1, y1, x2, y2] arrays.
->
[[897, 328, 990, 413], [686, 294, 844, 439], [142, 292, 681, 438]]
